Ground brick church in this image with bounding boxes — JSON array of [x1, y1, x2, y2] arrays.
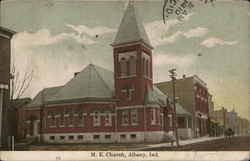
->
[[26, 2, 176, 143]]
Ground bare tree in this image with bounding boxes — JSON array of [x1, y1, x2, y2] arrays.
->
[[10, 58, 34, 108], [9, 57, 35, 144]]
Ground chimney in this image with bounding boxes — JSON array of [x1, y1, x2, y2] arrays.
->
[[183, 75, 186, 79], [74, 72, 80, 77]]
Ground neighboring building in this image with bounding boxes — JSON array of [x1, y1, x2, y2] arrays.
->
[[155, 75, 209, 137], [236, 116, 249, 135], [214, 107, 228, 135], [12, 98, 31, 142], [26, 2, 176, 143], [0, 26, 15, 150], [227, 109, 237, 133], [207, 93, 222, 137]]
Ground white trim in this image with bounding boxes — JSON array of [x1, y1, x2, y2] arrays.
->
[[118, 51, 137, 62], [0, 84, 8, 89], [46, 102, 116, 107], [41, 131, 164, 143], [116, 105, 143, 110]]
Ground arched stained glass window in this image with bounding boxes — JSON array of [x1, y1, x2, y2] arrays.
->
[[129, 56, 136, 76], [121, 57, 127, 77]]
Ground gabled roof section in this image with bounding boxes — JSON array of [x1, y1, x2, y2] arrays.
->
[[13, 97, 31, 109], [176, 103, 191, 116], [28, 86, 63, 108], [48, 64, 115, 103], [111, 1, 153, 49], [144, 85, 159, 105]]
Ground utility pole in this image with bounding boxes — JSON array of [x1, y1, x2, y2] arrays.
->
[[169, 68, 179, 146]]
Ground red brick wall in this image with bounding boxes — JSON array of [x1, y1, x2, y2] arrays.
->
[[113, 44, 153, 107], [43, 103, 116, 134]]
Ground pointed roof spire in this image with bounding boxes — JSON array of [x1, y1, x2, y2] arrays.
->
[[111, 1, 153, 49]]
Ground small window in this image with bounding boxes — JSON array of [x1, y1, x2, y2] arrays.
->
[[50, 136, 55, 140], [93, 135, 100, 139], [69, 135, 74, 140], [122, 110, 128, 125], [50, 113, 56, 127], [120, 134, 126, 139], [93, 111, 100, 126], [60, 136, 65, 140], [151, 108, 156, 125], [59, 113, 64, 127], [122, 84, 134, 100], [104, 111, 112, 126], [78, 111, 84, 127], [68, 112, 74, 127], [130, 134, 136, 139], [131, 109, 137, 125], [129, 56, 136, 76], [77, 135, 83, 140], [105, 135, 111, 139]]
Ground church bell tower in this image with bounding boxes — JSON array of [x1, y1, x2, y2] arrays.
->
[[111, 2, 154, 107]]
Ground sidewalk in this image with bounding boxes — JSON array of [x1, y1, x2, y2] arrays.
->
[[134, 136, 224, 150]]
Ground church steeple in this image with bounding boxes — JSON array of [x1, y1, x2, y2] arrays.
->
[[111, 1, 153, 49], [112, 1, 153, 107]]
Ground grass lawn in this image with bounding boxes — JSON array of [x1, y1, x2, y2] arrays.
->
[[143, 136, 249, 151]]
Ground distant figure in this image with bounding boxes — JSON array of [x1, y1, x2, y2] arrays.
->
[[95, 34, 99, 38], [225, 128, 235, 138]]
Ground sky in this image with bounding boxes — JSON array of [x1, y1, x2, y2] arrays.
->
[[0, 0, 249, 119]]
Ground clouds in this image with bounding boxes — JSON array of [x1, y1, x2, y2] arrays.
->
[[12, 24, 117, 51], [154, 51, 197, 68], [183, 27, 209, 38], [201, 37, 238, 48], [145, 13, 194, 47], [65, 24, 116, 37]]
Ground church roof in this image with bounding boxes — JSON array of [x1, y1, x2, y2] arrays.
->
[[28, 86, 63, 108], [48, 64, 116, 103], [144, 85, 160, 105], [111, 2, 153, 49]]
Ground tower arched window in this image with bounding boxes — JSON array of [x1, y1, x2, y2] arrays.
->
[[122, 84, 134, 100], [146, 59, 149, 77], [120, 57, 127, 77], [147, 59, 151, 78], [129, 56, 136, 76], [143, 58, 146, 76]]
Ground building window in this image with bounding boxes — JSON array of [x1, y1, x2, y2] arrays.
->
[[120, 134, 126, 139], [59, 113, 64, 127], [60, 136, 65, 140], [122, 84, 134, 100], [50, 136, 55, 140], [130, 134, 136, 139], [169, 115, 173, 127], [129, 56, 136, 76], [120, 57, 127, 77], [69, 135, 74, 140], [104, 111, 112, 126], [78, 111, 84, 127], [93, 135, 100, 139], [147, 60, 150, 78], [93, 110, 100, 126], [151, 108, 156, 125], [50, 113, 56, 127], [131, 109, 137, 125], [68, 112, 74, 127], [122, 110, 128, 125], [77, 135, 83, 140], [105, 135, 111, 139], [143, 58, 146, 76]]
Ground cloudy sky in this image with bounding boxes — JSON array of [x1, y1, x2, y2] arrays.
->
[[0, 0, 248, 119]]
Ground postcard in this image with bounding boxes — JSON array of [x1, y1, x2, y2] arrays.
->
[[0, 0, 249, 160]]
